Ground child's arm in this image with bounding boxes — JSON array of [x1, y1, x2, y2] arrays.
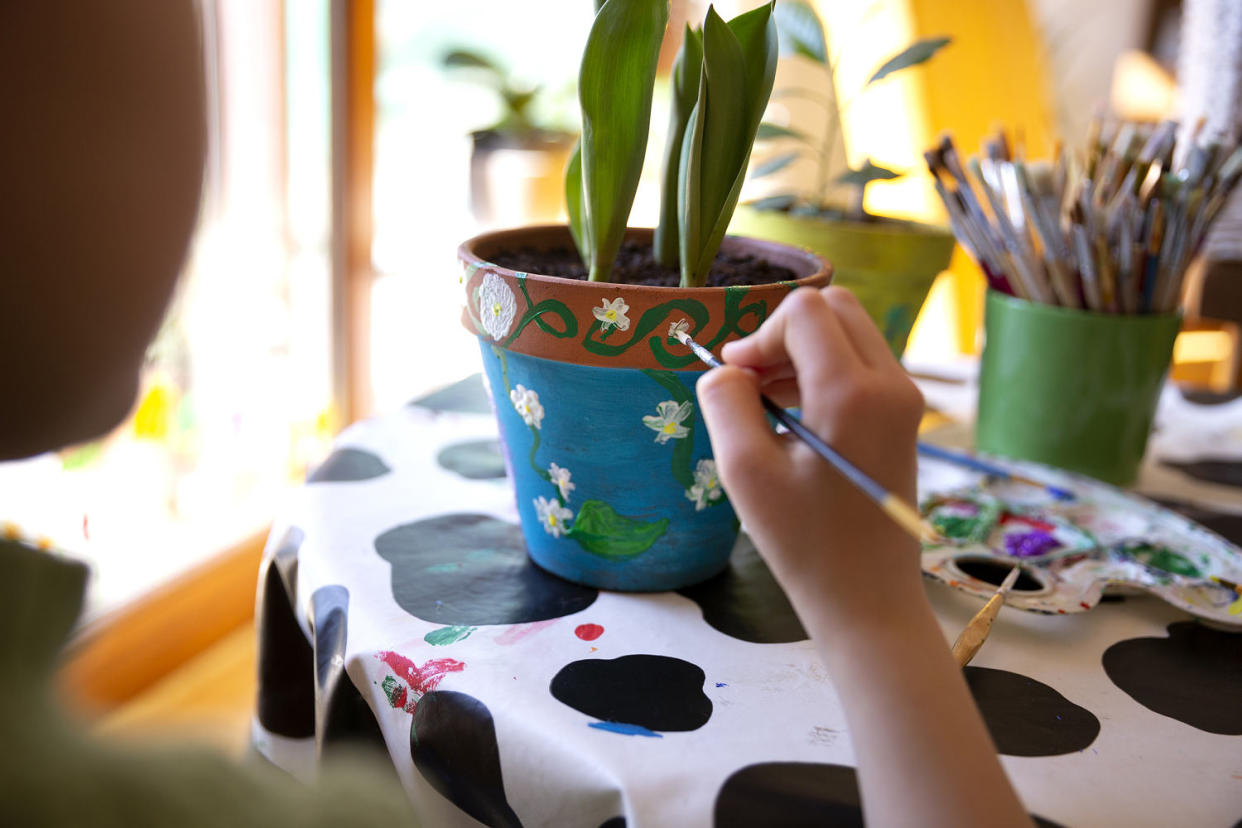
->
[[697, 286, 1032, 828]]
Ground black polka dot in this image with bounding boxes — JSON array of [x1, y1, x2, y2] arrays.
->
[[1103, 621, 1242, 735], [677, 535, 807, 643], [1161, 458, 1242, 489], [411, 691, 521, 828], [550, 654, 712, 733], [714, 761, 1065, 827], [374, 513, 597, 625], [410, 373, 492, 414], [308, 448, 391, 483], [256, 527, 314, 738], [437, 439, 507, 480], [965, 666, 1100, 756], [715, 762, 861, 827]]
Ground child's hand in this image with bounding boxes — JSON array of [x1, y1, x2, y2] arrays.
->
[[697, 286, 925, 624]]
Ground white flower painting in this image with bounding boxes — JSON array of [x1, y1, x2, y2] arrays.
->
[[548, 462, 575, 502], [510, 384, 545, 430], [478, 272, 518, 340], [592, 297, 631, 332], [534, 496, 573, 537], [643, 400, 692, 444], [686, 458, 724, 510], [667, 318, 690, 341]]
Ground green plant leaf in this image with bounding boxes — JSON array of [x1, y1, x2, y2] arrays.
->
[[751, 151, 798, 177], [577, 0, 669, 281], [565, 141, 589, 263], [835, 159, 901, 186], [567, 500, 669, 559], [679, 2, 778, 287], [441, 48, 504, 73], [654, 25, 703, 268], [866, 36, 951, 85], [748, 193, 798, 211], [772, 0, 827, 64], [756, 122, 808, 141]]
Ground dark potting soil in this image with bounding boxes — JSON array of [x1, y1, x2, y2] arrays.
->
[[490, 241, 798, 287]]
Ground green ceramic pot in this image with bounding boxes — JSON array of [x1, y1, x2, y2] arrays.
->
[[976, 290, 1181, 486], [731, 205, 956, 356]]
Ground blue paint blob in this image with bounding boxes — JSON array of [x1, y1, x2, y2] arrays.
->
[[589, 721, 663, 738], [716, 682, 727, 688]]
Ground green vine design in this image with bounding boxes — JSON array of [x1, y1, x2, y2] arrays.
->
[[642, 369, 697, 491], [499, 274, 578, 348], [492, 345, 552, 488], [491, 345, 666, 559]]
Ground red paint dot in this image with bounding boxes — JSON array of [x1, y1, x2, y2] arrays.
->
[[575, 623, 604, 641]]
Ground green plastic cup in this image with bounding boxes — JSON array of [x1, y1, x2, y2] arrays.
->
[[976, 290, 1181, 486]]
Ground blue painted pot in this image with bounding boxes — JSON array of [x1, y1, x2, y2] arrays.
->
[[459, 226, 830, 591]]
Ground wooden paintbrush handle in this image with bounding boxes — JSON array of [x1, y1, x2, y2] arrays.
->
[[952, 592, 1006, 668]]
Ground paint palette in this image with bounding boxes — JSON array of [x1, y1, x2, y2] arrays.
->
[[917, 450, 1242, 626]]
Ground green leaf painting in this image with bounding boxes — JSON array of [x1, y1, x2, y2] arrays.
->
[[772, 0, 827, 64], [679, 1, 778, 287], [567, 499, 670, 560], [866, 36, 952, 85], [575, 0, 669, 282], [654, 25, 703, 268]]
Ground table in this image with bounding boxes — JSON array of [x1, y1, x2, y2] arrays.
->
[[253, 374, 1242, 827]]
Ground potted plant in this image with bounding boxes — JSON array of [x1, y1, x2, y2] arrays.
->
[[458, 0, 829, 591], [441, 47, 576, 225], [730, 0, 956, 356]]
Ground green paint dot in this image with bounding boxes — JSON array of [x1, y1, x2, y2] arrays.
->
[[932, 514, 985, 540], [425, 562, 461, 574], [424, 625, 477, 646], [1130, 544, 1202, 578]]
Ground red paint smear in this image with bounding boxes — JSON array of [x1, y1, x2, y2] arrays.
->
[[575, 623, 604, 641], [1080, 601, 1092, 610], [494, 619, 558, 645], [376, 651, 465, 713], [1000, 513, 1056, 533]]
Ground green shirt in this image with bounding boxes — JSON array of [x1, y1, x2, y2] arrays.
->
[[0, 539, 418, 827]]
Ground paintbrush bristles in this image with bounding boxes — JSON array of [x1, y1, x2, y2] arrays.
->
[[928, 121, 1242, 315]]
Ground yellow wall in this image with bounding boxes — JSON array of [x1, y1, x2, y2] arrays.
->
[[815, 0, 1057, 355]]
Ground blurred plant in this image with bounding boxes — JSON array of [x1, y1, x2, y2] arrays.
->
[[441, 47, 568, 140], [751, 0, 950, 220]]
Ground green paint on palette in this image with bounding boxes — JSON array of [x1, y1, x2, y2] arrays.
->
[[424, 625, 477, 646], [1128, 544, 1202, 578], [933, 514, 985, 540]]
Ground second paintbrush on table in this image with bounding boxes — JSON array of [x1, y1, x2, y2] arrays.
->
[[673, 324, 940, 545]]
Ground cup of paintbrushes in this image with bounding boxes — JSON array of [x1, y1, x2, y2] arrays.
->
[[976, 290, 1180, 486]]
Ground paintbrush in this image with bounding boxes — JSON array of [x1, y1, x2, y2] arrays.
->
[[952, 565, 1021, 668], [915, 442, 1075, 500], [671, 325, 941, 545]]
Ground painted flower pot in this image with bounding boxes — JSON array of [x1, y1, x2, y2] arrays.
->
[[731, 206, 955, 356], [459, 225, 830, 591]]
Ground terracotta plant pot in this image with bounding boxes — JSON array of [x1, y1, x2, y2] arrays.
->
[[458, 226, 830, 590], [731, 206, 955, 356]]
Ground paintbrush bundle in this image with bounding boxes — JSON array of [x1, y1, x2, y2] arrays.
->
[[926, 119, 1242, 314]]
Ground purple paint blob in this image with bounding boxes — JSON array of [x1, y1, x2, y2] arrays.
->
[[1004, 530, 1060, 558]]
